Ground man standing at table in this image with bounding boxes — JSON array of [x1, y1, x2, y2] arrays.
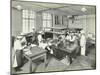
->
[[80, 30, 86, 56], [31, 28, 38, 44], [13, 33, 27, 71], [37, 31, 44, 46]]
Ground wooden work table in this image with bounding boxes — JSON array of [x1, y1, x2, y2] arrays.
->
[[23, 46, 47, 73], [50, 40, 79, 60]]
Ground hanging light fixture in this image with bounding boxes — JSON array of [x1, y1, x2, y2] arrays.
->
[[81, 7, 87, 12], [16, 5, 22, 10]]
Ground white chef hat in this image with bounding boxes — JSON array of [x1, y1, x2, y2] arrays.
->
[[80, 30, 85, 34], [17, 32, 26, 39], [39, 31, 44, 34]]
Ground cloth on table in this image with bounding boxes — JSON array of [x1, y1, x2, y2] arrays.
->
[[24, 48, 32, 55], [39, 43, 48, 49]]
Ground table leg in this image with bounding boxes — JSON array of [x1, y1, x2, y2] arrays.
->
[[29, 60, 32, 73], [44, 53, 47, 67]]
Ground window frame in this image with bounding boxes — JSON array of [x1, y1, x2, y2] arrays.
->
[[22, 10, 36, 33]]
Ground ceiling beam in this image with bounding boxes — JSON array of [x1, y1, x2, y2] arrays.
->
[[32, 3, 52, 8], [37, 5, 70, 12], [36, 5, 86, 15], [45, 8, 73, 15], [31, 3, 71, 13], [66, 6, 87, 15]]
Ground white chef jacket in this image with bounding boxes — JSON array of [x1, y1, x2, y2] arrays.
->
[[65, 35, 71, 40], [13, 40, 21, 68], [38, 34, 43, 43], [13, 37, 26, 67], [65, 35, 76, 42], [80, 35, 86, 47]]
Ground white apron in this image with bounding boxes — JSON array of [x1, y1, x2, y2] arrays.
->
[[80, 35, 86, 56], [12, 40, 22, 68], [12, 53, 17, 67]]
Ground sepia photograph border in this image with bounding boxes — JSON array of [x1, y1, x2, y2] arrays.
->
[[10, 0, 96, 74]]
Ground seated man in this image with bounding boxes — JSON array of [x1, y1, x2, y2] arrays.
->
[[67, 38, 80, 56], [45, 38, 54, 55], [66, 36, 80, 63], [56, 34, 80, 63], [25, 28, 38, 45]]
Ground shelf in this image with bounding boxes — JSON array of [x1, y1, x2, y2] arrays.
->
[[46, 31, 65, 34], [44, 27, 68, 30]]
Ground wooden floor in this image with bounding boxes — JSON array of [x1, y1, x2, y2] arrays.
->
[[11, 44, 96, 74]]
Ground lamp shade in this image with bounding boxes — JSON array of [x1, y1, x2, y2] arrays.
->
[[16, 5, 22, 10], [81, 7, 87, 12]]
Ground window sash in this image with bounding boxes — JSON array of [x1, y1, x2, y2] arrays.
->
[[22, 10, 35, 33], [42, 13, 52, 31]]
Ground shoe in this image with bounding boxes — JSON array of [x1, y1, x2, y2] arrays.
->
[[15, 67, 22, 72]]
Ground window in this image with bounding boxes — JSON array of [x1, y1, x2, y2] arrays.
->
[[55, 15, 60, 25], [42, 13, 52, 31], [22, 10, 36, 33], [62, 16, 67, 25]]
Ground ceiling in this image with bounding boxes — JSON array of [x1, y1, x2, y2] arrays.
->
[[12, 0, 96, 15]]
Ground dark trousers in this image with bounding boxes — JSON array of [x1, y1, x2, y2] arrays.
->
[[16, 50, 23, 68]]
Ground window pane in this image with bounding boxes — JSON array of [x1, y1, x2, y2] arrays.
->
[[43, 13, 47, 19], [22, 10, 36, 33], [55, 15, 60, 25], [47, 14, 52, 19], [43, 13, 52, 30], [43, 21, 47, 27], [43, 13, 52, 19], [23, 10, 28, 18], [22, 19, 26, 32], [29, 20, 35, 32], [47, 21, 52, 27], [29, 10, 35, 18], [22, 19, 28, 33]]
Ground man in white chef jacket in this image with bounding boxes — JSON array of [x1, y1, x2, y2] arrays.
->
[[65, 31, 76, 42], [37, 31, 44, 46], [80, 30, 86, 56], [37, 31, 48, 49], [13, 33, 27, 71]]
